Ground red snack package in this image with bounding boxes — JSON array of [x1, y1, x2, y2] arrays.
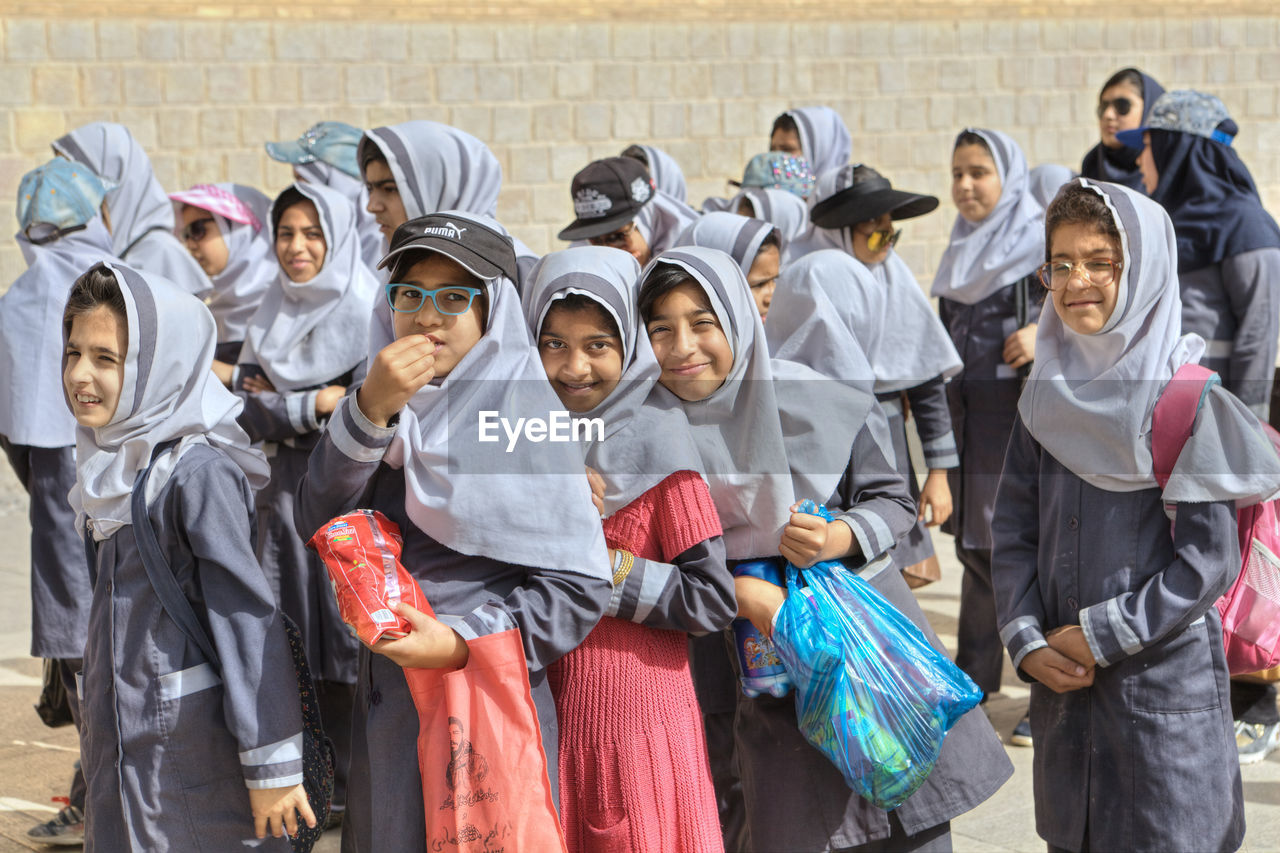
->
[[309, 509, 433, 645]]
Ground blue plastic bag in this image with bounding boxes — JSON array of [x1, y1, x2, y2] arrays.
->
[[771, 501, 983, 810]]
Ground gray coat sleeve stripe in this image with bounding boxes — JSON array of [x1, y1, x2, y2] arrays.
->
[[157, 662, 221, 702], [849, 507, 894, 557], [630, 557, 675, 625], [244, 767, 305, 789], [1000, 614, 1040, 645], [1107, 596, 1144, 657], [329, 397, 392, 463], [1079, 604, 1112, 668], [921, 433, 957, 455], [239, 733, 303, 767], [286, 389, 319, 434], [1011, 638, 1048, 671], [840, 512, 878, 564], [452, 603, 518, 641]]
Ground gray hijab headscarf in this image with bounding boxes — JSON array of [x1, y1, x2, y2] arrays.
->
[[522, 246, 706, 517], [771, 250, 962, 395], [240, 182, 380, 391], [53, 122, 211, 298], [368, 212, 610, 579], [68, 262, 269, 541], [778, 107, 852, 177], [293, 160, 386, 275], [0, 219, 115, 448], [1020, 178, 1280, 504], [931, 128, 1045, 306], [731, 187, 811, 251], [626, 144, 688, 205], [676, 212, 777, 276]]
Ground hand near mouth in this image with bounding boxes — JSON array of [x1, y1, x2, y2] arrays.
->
[[358, 334, 439, 427]]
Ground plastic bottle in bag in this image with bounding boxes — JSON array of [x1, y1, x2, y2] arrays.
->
[[732, 558, 793, 698]]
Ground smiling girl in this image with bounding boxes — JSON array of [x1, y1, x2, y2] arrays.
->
[[524, 246, 732, 853], [638, 246, 1011, 852], [64, 262, 312, 850], [931, 129, 1046, 725], [294, 212, 612, 853], [992, 178, 1280, 852], [234, 181, 380, 821]]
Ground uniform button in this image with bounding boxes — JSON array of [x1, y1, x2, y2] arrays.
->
[[1067, 516, 1079, 531], [1067, 597, 1079, 610], [370, 689, 382, 706]]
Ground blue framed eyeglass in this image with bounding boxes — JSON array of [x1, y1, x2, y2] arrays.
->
[[385, 283, 483, 316]]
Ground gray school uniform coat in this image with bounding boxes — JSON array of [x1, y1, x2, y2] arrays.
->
[[877, 376, 959, 570], [939, 280, 1043, 552], [294, 397, 612, 853], [0, 440, 90, 658], [236, 367, 362, 685], [735, 418, 1013, 853], [1179, 247, 1280, 420], [992, 420, 1244, 853], [79, 445, 304, 852]]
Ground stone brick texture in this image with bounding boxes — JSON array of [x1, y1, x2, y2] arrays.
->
[[1, 4, 1278, 288]]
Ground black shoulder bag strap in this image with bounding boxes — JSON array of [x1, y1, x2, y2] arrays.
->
[[130, 441, 222, 671]]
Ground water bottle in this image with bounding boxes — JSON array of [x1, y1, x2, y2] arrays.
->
[[732, 558, 793, 698]]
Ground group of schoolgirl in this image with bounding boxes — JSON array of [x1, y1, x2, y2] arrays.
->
[[0, 63, 1277, 853]]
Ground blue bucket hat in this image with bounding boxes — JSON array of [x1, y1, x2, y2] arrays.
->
[[265, 121, 363, 179], [738, 152, 816, 198], [1116, 90, 1237, 150], [17, 158, 111, 243]]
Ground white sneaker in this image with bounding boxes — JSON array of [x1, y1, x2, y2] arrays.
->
[[1235, 720, 1280, 765]]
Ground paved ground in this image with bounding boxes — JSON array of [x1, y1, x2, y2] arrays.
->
[[0, 478, 1276, 851]]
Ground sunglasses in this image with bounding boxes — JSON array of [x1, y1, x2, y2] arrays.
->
[[1096, 97, 1135, 119], [865, 228, 902, 252], [588, 221, 638, 250], [385, 283, 483, 316], [180, 217, 216, 244]]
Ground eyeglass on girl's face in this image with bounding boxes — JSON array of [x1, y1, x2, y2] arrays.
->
[[180, 217, 216, 244], [385, 283, 483, 316], [1096, 97, 1134, 119], [1036, 258, 1123, 291], [866, 228, 902, 253], [588, 221, 638, 249]]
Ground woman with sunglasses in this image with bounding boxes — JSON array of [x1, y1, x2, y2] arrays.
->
[[233, 181, 380, 827], [1079, 68, 1165, 192], [169, 184, 276, 382], [786, 165, 962, 590]]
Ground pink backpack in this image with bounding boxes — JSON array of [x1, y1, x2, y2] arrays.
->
[[1151, 363, 1280, 675]]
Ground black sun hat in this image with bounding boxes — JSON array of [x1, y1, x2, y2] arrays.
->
[[811, 165, 939, 229], [557, 157, 656, 242], [378, 212, 518, 283]]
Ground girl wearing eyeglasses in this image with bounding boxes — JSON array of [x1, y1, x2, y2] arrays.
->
[[1079, 68, 1165, 193], [232, 181, 381, 826], [992, 177, 1280, 853], [169, 184, 277, 382], [932, 129, 1046, 744], [295, 212, 612, 852]]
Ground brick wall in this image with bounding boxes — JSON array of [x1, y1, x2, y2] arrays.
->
[[1, 9, 1278, 288]]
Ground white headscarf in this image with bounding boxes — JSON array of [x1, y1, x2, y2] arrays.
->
[[369, 212, 610, 579], [1028, 164, 1077, 210], [731, 187, 811, 250], [292, 160, 386, 278], [772, 250, 962, 395], [633, 190, 701, 258], [1020, 178, 1280, 503], [52, 123, 210, 298], [779, 107, 852, 177], [0, 220, 114, 448], [931, 128, 1045, 306], [172, 183, 276, 346], [677, 212, 777, 276], [359, 121, 502, 220], [240, 182, 380, 391], [522, 247, 706, 516], [644, 247, 876, 558], [630, 145, 688, 205], [68, 262, 269, 541]]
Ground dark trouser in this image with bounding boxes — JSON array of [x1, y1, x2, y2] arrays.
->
[[58, 658, 86, 811], [954, 544, 1005, 696], [689, 631, 748, 853], [835, 815, 951, 853], [1231, 681, 1279, 725], [317, 679, 356, 811]]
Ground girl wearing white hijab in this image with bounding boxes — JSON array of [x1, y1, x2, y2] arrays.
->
[[52, 122, 210, 297], [992, 178, 1280, 852], [769, 106, 853, 177], [234, 181, 380, 817], [637, 247, 1011, 853], [169, 183, 276, 370], [64, 262, 311, 850], [2, 160, 116, 844], [621, 143, 690, 204], [295, 211, 612, 853], [358, 120, 542, 283], [931, 128, 1046, 708], [731, 186, 811, 257], [524, 246, 732, 853], [678, 211, 783, 320]]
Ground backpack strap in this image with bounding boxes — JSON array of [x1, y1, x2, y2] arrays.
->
[[130, 441, 222, 671], [1151, 363, 1220, 490]]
